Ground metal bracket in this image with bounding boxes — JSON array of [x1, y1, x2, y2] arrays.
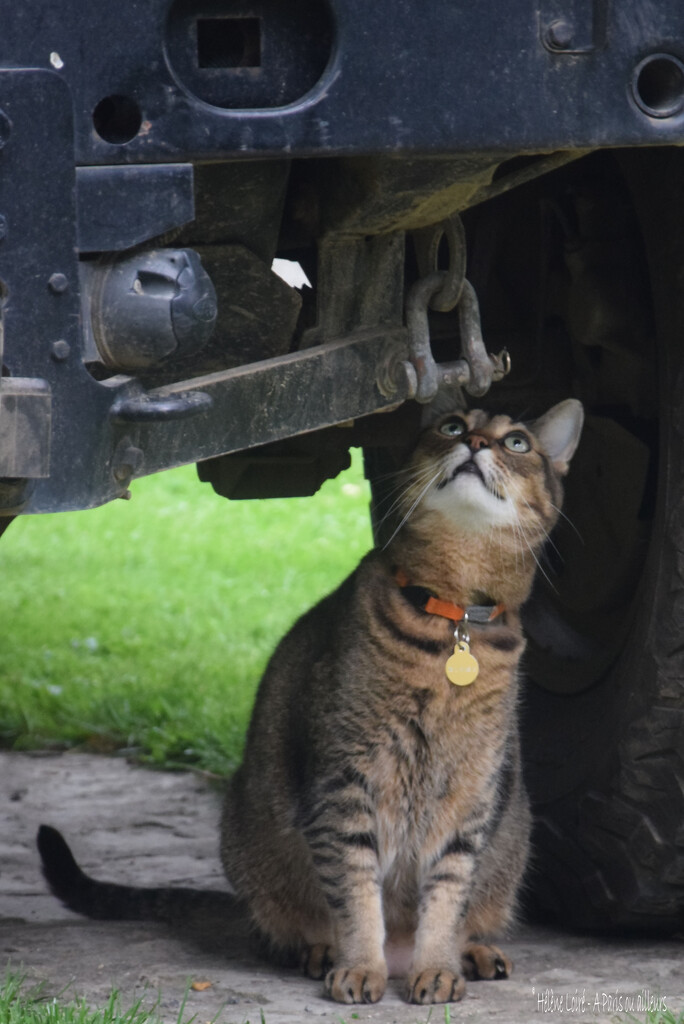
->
[[76, 164, 195, 253], [103, 328, 412, 484], [0, 377, 51, 477]]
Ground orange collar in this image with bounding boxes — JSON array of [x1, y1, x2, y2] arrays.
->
[[394, 568, 505, 625]]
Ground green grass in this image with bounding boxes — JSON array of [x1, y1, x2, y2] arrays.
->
[[622, 1009, 684, 1024], [0, 454, 372, 775], [0, 973, 184, 1024], [0, 973, 458, 1024]]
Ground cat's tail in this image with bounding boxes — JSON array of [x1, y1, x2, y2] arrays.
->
[[36, 824, 246, 929]]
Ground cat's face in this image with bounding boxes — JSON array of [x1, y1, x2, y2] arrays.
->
[[402, 400, 583, 537]]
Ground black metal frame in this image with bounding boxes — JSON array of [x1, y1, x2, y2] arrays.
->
[[2, 1, 684, 513]]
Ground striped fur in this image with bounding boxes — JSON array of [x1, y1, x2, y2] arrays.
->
[[220, 399, 584, 1005], [37, 400, 582, 1004]]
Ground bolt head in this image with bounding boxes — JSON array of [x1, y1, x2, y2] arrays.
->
[[50, 340, 71, 361], [48, 272, 69, 294], [113, 444, 144, 482], [545, 18, 574, 50]]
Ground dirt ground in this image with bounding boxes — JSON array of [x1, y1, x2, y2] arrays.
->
[[1, 751, 682, 1024]]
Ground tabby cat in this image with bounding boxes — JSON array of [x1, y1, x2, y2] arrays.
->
[[38, 397, 583, 1007]]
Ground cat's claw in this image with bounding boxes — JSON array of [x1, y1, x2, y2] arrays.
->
[[406, 968, 466, 1004], [324, 965, 387, 1004]]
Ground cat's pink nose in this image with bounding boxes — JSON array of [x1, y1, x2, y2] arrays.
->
[[466, 433, 489, 451]]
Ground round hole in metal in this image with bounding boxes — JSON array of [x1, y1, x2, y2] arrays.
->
[[632, 54, 684, 118], [92, 95, 143, 144]]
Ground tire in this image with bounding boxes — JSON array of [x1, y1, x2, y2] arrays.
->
[[517, 148, 684, 933]]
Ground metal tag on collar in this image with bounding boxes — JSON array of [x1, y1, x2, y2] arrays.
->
[[446, 613, 479, 686], [455, 614, 470, 646]]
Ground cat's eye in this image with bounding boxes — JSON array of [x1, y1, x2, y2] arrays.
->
[[503, 431, 531, 453], [439, 418, 468, 438]]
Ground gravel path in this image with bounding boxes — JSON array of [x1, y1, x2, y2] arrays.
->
[[1, 752, 682, 1023]]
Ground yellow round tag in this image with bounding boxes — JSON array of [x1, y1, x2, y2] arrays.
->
[[445, 641, 479, 686]]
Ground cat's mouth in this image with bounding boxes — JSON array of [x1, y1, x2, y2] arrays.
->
[[439, 458, 485, 490], [437, 457, 507, 502], [454, 460, 484, 480]]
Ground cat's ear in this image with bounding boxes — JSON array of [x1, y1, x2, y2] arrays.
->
[[531, 399, 584, 475], [420, 386, 467, 428]]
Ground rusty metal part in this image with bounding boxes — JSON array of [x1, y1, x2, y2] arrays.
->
[[404, 271, 511, 402], [412, 214, 467, 313], [404, 272, 445, 401]]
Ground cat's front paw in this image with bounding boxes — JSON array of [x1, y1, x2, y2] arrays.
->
[[461, 942, 511, 980], [406, 968, 466, 1004], [324, 965, 387, 1004]]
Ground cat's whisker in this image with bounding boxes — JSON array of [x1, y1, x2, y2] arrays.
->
[[502, 482, 558, 592], [511, 485, 563, 563], [373, 462, 443, 513], [386, 469, 442, 538], [382, 469, 442, 548], [509, 509, 527, 574], [498, 478, 541, 567], [377, 450, 457, 526], [505, 519, 522, 575], [368, 462, 438, 485], [549, 502, 584, 543], [374, 463, 443, 528], [483, 466, 507, 503]]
